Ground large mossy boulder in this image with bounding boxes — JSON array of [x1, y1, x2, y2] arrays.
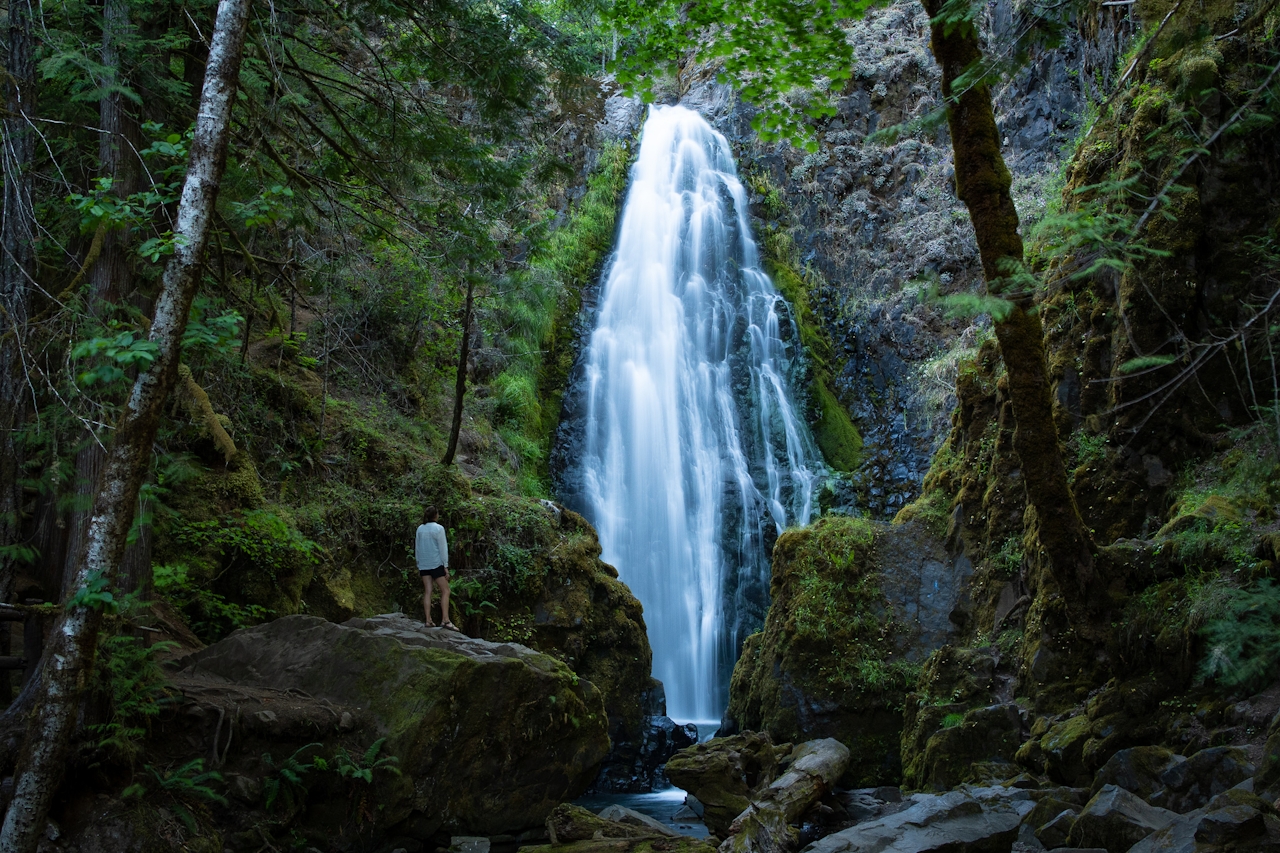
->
[[727, 517, 966, 786], [179, 614, 610, 834]]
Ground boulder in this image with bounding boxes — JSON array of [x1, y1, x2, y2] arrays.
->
[[1066, 784, 1179, 852], [1021, 795, 1080, 848], [547, 805, 657, 843], [1152, 746, 1256, 813], [1039, 716, 1093, 786], [1034, 808, 1077, 849], [720, 738, 850, 853], [799, 787, 1033, 853], [520, 840, 718, 853], [594, 682, 697, 793], [907, 703, 1024, 790], [597, 806, 680, 838], [1090, 746, 1185, 801], [665, 733, 792, 836], [1258, 729, 1280, 796], [179, 614, 610, 834], [727, 519, 966, 786], [1127, 796, 1272, 853]]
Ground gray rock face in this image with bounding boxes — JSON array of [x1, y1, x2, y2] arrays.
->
[[179, 614, 611, 834], [800, 787, 1033, 853], [1090, 746, 1186, 801], [1150, 746, 1256, 813], [1067, 784, 1179, 852]]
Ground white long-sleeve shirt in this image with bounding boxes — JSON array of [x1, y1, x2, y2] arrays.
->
[[415, 522, 449, 571]]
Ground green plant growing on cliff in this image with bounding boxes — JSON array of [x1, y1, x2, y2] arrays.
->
[[1199, 579, 1280, 693], [89, 633, 178, 763], [262, 743, 326, 815], [123, 759, 226, 834], [153, 563, 272, 643], [451, 576, 499, 617], [332, 738, 401, 824]]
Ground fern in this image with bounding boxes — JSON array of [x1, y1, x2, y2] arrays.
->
[[262, 743, 323, 814], [122, 759, 226, 834], [1198, 580, 1280, 693], [332, 737, 401, 784]]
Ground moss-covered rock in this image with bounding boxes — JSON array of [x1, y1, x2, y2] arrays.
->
[[904, 703, 1024, 791], [546, 804, 661, 843], [179, 614, 610, 834], [727, 517, 967, 786], [520, 838, 718, 853], [663, 732, 792, 836]]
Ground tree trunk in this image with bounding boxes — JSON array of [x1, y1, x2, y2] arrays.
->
[[720, 739, 849, 853], [441, 274, 474, 466], [0, 0, 252, 848], [0, 0, 38, 610], [919, 0, 1096, 625], [0, 0, 39, 708], [61, 0, 148, 602]]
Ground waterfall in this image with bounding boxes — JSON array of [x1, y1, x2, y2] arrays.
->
[[574, 105, 825, 723]]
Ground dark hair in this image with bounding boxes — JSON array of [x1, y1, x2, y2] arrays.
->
[[423, 505, 438, 523]]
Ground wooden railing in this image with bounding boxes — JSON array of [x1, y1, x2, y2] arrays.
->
[[0, 603, 42, 686]]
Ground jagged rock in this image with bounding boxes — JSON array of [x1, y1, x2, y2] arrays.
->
[[1127, 792, 1277, 853], [665, 732, 792, 836], [799, 787, 1033, 853], [1034, 808, 1078, 849], [1038, 716, 1093, 787], [1090, 746, 1185, 801], [1066, 784, 1179, 852], [1194, 803, 1267, 845], [593, 682, 697, 793], [1021, 794, 1080, 848], [179, 614, 610, 834], [1151, 746, 1256, 813], [720, 738, 850, 853], [597, 806, 680, 838]]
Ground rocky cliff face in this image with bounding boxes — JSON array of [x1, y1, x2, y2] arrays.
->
[[680, 0, 1134, 518]]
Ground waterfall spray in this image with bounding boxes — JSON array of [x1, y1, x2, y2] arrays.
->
[[577, 105, 824, 723]]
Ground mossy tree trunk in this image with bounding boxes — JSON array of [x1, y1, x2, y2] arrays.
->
[[0, 0, 251, 848], [442, 272, 474, 466], [920, 0, 1097, 627], [0, 0, 38, 623]]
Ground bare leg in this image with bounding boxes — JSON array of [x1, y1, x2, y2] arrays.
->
[[421, 574, 435, 626], [436, 574, 453, 628]]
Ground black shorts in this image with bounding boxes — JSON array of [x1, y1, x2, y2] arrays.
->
[[420, 565, 448, 580]]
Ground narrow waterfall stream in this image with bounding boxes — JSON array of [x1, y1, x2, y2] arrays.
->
[[571, 105, 825, 724]]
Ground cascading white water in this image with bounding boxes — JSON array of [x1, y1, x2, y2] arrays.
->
[[578, 105, 825, 723]]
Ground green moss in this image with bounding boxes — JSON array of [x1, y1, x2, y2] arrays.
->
[[813, 381, 863, 472], [758, 214, 863, 473]]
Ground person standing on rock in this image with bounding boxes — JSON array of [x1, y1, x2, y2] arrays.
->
[[416, 506, 457, 630]]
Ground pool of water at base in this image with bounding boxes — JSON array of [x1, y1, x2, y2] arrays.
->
[[574, 787, 709, 839]]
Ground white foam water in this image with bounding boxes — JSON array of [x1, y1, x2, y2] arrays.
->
[[578, 105, 825, 722]]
